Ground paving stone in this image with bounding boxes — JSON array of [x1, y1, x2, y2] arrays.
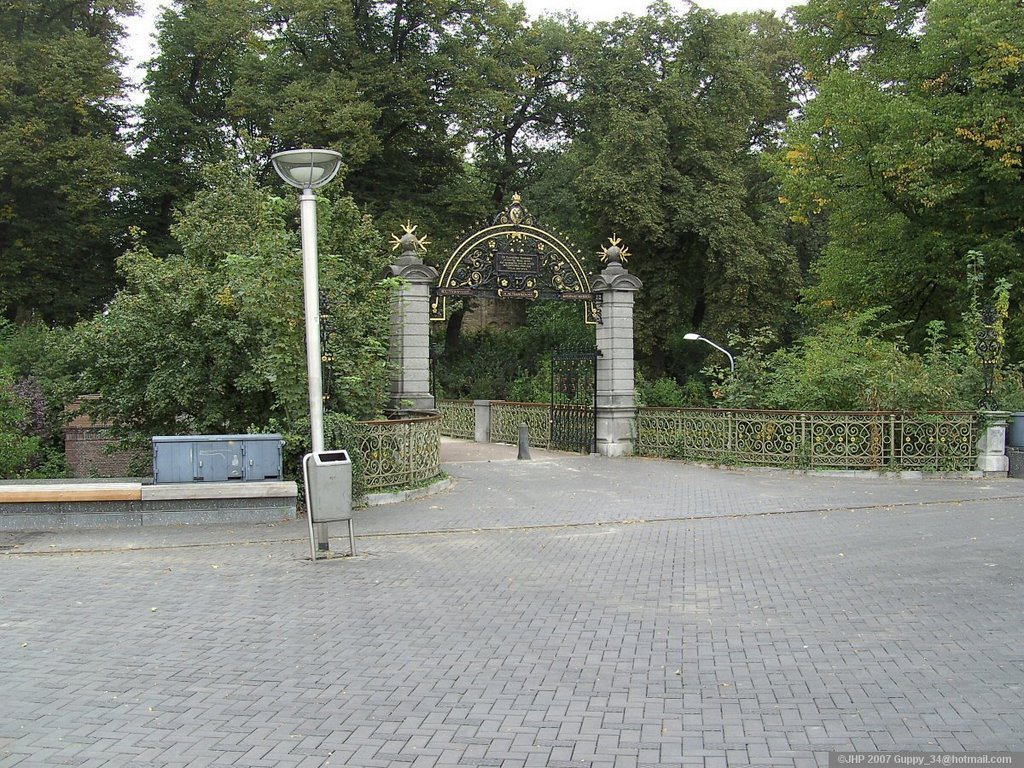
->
[[1, 449, 1022, 766]]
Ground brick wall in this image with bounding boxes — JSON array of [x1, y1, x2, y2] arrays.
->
[[63, 398, 146, 478]]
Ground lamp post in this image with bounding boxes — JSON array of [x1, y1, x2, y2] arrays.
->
[[684, 332, 735, 373], [271, 148, 343, 552]]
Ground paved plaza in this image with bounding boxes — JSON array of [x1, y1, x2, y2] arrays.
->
[[2, 441, 1023, 767]]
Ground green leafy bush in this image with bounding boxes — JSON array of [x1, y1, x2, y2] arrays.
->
[[0, 366, 41, 478], [435, 302, 595, 401], [0, 366, 68, 478], [636, 371, 708, 407], [0, 319, 70, 479], [712, 311, 1020, 413], [66, 155, 393, 460]]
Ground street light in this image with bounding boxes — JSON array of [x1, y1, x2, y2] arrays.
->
[[271, 148, 343, 552], [684, 332, 735, 372]]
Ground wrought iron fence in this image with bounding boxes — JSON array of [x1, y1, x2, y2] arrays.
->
[[353, 414, 442, 492], [490, 401, 552, 448], [636, 408, 978, 471], [438, 400, 475, 439]]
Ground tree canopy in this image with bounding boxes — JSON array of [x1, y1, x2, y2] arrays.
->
[[777, 0, 1024, 358], [560, 6, 803, 377], [67, 153, 393, 452], [3, 0, 1023, 440], [0, 0, 133, 323]]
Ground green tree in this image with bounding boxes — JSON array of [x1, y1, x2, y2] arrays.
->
[[0, 0, 133, 323], [555, 6, 801, 380], [133, 0, 524, 250], [468, 13, 588, 206], [130, 0, 264, 254], [777, 0, 1024, 358], [68, 155, 392, 451]]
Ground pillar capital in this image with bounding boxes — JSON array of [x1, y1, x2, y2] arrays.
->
[[386, 222, 437, 282], [387, 260, 438, 283], [592, 262, 642, 292]]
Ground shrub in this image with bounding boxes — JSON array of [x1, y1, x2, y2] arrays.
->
[[0, 366, 68, 478], [66, 156, 392, 460], [636, 372, 707, 407], [435, 302, 595, 401], [714, 312, 1009, 413]]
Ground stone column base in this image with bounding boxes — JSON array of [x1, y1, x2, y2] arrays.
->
[[473, 400, 492, 443], [977, 412, 1009, 478], [596, 405, 636, 457], [387, 392, 436, 416]]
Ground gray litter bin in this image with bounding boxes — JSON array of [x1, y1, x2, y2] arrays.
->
[[302, 450, 354, 560], [1008, 413, 1024, 449]]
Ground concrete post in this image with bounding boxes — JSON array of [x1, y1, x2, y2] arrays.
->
[[977, 411, 1009, 477], [591, 242, 642, 457], [517, 422, 531, 460], [386, 231, 438, 415], [473, 400, 492, 443]]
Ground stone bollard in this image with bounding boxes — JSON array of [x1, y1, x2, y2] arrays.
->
[[517, 422, 531, 460]]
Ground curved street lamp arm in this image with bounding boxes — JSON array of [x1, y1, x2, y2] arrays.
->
[[686, 334, 735, 372]]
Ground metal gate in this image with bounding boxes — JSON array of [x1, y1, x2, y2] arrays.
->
[[551, 347, 599, 453]]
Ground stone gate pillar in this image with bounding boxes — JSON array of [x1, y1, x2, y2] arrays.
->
[[386, 227, 438, 414], [591, 239, 642, 457]]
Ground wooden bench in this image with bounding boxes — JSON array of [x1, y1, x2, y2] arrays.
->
[[0, 483, 143, 503]]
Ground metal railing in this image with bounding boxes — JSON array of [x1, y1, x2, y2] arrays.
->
[[353, 414, 442, 492], [438, 400, 475, 440], [490, 402, 551, 447], [636, 408, 978, 471]]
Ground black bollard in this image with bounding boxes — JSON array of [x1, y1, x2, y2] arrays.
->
[[517, 422, 531, 460]]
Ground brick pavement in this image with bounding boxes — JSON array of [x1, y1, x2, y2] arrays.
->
[[1, 446, 1022, 767], [348, 453, 1023, 536]]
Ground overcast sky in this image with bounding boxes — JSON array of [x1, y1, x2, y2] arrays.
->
[[121, 0, 796, 86]]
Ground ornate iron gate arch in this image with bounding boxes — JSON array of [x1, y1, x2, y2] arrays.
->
[[386, 197, 641, 455], [429, 194, 600, 325], [430, 195, 601, 452]]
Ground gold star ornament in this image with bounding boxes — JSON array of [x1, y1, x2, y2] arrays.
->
[[390, 222, 431, 253], [598, 234, 631, 264]]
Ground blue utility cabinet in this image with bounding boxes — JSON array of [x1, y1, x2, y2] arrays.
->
[[152, 434, 284, 483]]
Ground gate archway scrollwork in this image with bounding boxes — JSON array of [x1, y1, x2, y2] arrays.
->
[[430, 194, 601, 325]]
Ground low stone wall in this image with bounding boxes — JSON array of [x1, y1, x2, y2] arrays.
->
[[0, 481, 297, 531], [64, 427, 142, 478]]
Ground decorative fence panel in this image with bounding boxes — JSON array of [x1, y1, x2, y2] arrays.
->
[[354, 414, 442, 492], [490, 402, 552, 448], [636, 408, 977, 471], [438, 400, 475, 439]]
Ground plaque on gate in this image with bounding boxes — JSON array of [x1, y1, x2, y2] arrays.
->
[[559, 291, 595, 301], [430, 195, 601, 325], [436, 286, 474, 297], [494, 252, 540, 277]]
